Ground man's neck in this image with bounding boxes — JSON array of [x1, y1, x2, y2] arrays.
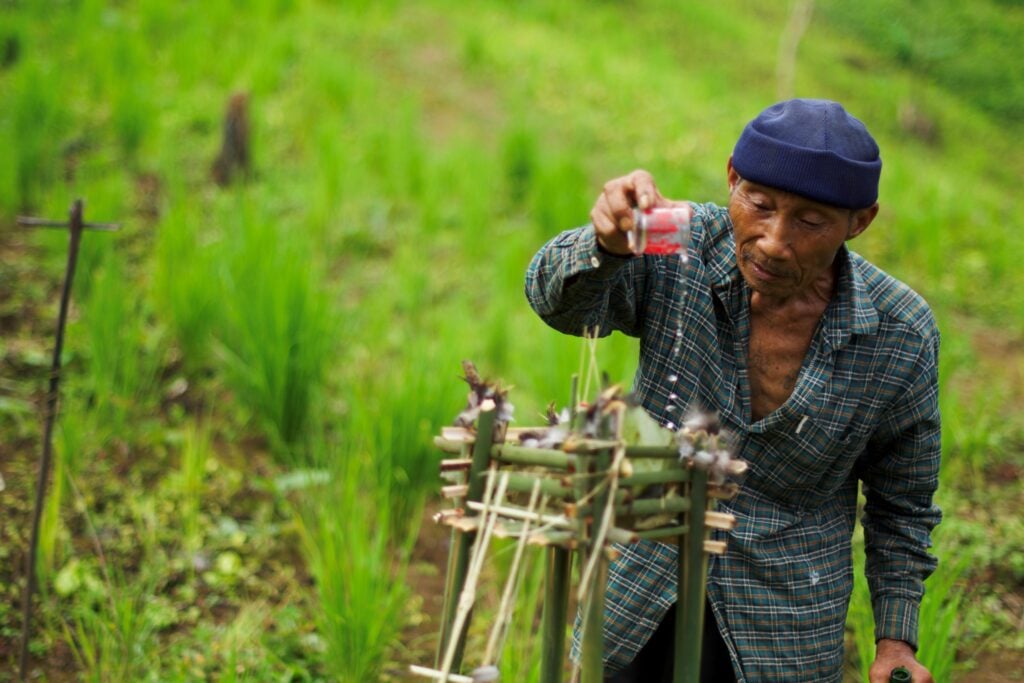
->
[[750, 260, 838, 314]]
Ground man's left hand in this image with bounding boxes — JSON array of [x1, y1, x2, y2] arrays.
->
[[869, 638, 933, 683]]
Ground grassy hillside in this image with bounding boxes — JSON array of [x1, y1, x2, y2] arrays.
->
[[1, 1, 1021, 680]]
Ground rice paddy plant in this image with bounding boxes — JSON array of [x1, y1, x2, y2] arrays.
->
[[365, 101, 427, 206], [35, 410, 91, 583], [294, 444, 413, 683], [108, 51, 154, 163], [37, 446, 67, 583], [175, 423, 211, 556], [348, 339, 465, 536], [151, 197, 218, 370], [212, 194, 336, 459], [3, 59, 68, 211], [848, 526, 970, 681], [60, 563, 163, 683], [917, 548, 970, 680], [528, 151, 591, 243], [846, 536, 875, 680], [78, 252, 162, 434]]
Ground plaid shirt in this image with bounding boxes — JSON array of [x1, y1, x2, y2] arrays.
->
[[525, 203, 942, 682]]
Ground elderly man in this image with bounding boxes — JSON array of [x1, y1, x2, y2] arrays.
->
[[525, 99, 941, 682]]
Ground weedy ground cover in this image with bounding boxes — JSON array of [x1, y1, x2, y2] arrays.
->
[[1, 0, 1022, 681]]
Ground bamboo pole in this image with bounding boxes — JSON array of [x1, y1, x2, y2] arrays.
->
[[540, 545, 572, 683], [575, 494, 690, 519], [623, 445, 689, 458], [579, 418, 613, 683], [619, 468, 691, 487], [675, 467, 710, 683], [439, 469, 507, 681], [493, 445, 578, 471], [436, 404, 498, 670], [498, 471, 572, 498]]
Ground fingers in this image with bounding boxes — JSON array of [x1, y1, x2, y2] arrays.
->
[[590, 169, 665, 255], [629, 170, 661, 211], [591, 193, 631, 255], [603, 170, 658, 222]]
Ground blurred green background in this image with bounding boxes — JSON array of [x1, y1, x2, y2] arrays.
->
[[1, 0, 1021, 681]]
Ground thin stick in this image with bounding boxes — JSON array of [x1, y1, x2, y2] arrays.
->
[[674, 467, 710, 683], [464, 501, 572, 530], [437, 405, 498, 668], [19, 200, 117, 680], [482, 481, 544, 665], [579, 410, 620, 682], [409, 665, 475, 683], [439, 468, 508, 681]]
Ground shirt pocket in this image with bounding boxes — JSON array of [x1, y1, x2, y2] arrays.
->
[[748, 416, 871, 504]]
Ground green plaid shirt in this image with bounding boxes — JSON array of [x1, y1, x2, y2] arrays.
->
[[525, 203, 942, 682]]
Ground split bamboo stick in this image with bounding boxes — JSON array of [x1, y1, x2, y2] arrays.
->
[[675, 468, 710, 683], [409, 665, 475, 682], [436, 404, 498, 670]]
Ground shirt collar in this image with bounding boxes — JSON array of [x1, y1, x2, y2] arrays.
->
[[824, 246, 879, 350], [707, 215, 879, 350]]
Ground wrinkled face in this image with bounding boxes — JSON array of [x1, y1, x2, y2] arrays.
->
[[727, 163, 876, 300]]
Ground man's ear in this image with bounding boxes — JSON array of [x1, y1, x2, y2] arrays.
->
[[847, 202, 879, 240], [727, 156, 740, 193]]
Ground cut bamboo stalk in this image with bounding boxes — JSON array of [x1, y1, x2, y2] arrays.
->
[[434, 509, 464, 523], [580, 417, 614, 683], [436, 405, 498, 670], [563, 438, 621, 454], [499, 471, 572, 498], [619, 468, 692, 487], [442, 484, 469, 499], [540, 546, 572, 683], [675, 468, 710, 683], [581, 411, 618, 683], [440, 469, 507, 680], [577, 495, 690, 519], [704, 510, 737, 531], [605, 526, 639, 545], [623, 445, 688, 458], [441, 458, 474, 472], [635, 524, 689, 540], [493, 444, 578, 471], [528, 529, 578, 548], [441, 426, 476, 442], [704, 540, 728, 555]]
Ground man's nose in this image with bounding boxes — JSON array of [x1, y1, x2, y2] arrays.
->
[[759, 215, 792, 259]]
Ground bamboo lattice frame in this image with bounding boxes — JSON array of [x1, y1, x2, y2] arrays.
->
[[413, 383, 744, 683]]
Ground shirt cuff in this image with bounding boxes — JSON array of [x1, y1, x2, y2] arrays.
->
[[558, 225, 633, 281], [873, 596, 920, 651]]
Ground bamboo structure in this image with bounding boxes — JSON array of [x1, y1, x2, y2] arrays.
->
[[415, 377, 744, 683]]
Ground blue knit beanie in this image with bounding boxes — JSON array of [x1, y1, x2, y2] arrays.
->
[[732, 99, 881, 209]]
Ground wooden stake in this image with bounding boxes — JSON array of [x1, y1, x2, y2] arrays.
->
[[16, 200, 118, 681]]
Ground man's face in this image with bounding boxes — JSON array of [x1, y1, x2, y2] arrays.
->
[[726, 163, 877, 301]]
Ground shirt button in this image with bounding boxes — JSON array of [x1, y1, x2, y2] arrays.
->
[[590, 255, 600, 268]]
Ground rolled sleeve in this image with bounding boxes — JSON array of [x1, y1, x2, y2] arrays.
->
[[859, 331, 942, 649], [525, 225, 643, 337]]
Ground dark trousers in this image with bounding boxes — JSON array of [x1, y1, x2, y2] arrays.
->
[[605, 601, 735, 683]]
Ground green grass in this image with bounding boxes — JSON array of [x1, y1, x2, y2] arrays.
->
[[294, 442, 414, 683], [2, 0, 1023, 679]]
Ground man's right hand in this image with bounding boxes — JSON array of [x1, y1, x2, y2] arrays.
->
[[590, 169, 682, 256]]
